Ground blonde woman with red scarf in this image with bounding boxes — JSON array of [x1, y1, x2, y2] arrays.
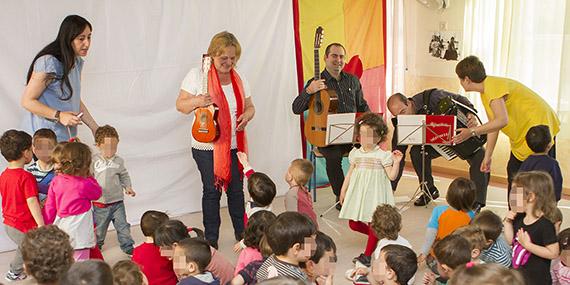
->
[[176, 31, 255, 249]]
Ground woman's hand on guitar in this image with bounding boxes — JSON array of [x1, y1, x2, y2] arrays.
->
[[196, 94, 213, 107], [306, 79, 327, 94]]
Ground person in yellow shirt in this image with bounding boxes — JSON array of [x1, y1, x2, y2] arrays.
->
[[454, 55, 560, 198]]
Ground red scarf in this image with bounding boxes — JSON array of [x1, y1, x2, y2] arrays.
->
[[208, 65, 248, 191]]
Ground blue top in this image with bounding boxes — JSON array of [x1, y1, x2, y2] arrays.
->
[[22, 55, 83, 142], [519, 154, 563, 201]]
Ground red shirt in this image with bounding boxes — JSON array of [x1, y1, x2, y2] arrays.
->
[[132, 242, 178, 285], [0, 168, 39, 232]]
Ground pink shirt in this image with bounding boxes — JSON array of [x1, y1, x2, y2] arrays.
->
[[207, 246, 235, 285], [552, 259, 570, 285], [285, 185, 318, 228], [235, 247, 263, 275], [43, 174, 102, 224]]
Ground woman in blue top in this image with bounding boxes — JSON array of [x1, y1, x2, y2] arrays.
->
[[21, 15, 99, 142]]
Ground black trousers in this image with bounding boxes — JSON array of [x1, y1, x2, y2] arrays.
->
[[192, 148, 245, 244], [391, 143, 490, 206], [318, 144, 353, 198]]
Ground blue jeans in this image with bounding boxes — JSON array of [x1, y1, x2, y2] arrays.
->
[[93, 201, 134, 254], [192, 148, 245, 244]]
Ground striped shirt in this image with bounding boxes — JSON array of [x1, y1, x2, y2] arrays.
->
[[292, 70, 369, 114], [25, 161, 54, 195], [480, 234, 512, 267], [256, 255, 307, 282]]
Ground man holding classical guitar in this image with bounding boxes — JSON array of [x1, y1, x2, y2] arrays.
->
[[292, 42, 369, 210], [387, 90, 489, 208]]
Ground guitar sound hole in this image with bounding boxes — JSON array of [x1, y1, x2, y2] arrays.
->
[[314, 100, 322, 113]]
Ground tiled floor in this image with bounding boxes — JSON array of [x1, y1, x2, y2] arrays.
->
[[2, 170, 569, 284]]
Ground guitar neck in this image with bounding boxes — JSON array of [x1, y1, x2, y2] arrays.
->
[[314, 48, 320, 80]]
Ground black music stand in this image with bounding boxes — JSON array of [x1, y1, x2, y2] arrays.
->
[[396, 115, 434, 209]]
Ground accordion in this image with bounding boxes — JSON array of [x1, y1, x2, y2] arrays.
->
[[434, 97, 486, 160]]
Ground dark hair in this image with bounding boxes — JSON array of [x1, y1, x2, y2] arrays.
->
[[59, 142, 92, 177], [387, 93, 409, 106], [176, 238, 212, 273], [188, 227, 206, 239], [433, 235, 472, 269], [289, 159, 314, 186], [455, 55, 487, 83], [94, 125, 120, 145], [21, 225, 73, 283], [266, 212, 317, 255], [26, 15, 92, 100], [154, 220, 190, 247], [371, 204, 402, 240], [112, 260, 145, 285], [382, 245, 418, 285], [244, 210, 277, 249], [525, 125, 551, 153], [446, 177, 476, 211], [0, 129, 32, 161], [471, 210, 502, 242], [448, 263, 526, 285], [248, 172, 276, 207], [355, 112, 389, 143], [32, 128, 57, 145], [309, 231, 337, 264], [59, 260, 113, 285], [559, 228, 570, 251], [140, 210, 169, 237], [324, 43, 346, 56]]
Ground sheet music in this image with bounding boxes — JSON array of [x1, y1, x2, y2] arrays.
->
[[397, 115, 425, 145], [326, 113, 357, 145]]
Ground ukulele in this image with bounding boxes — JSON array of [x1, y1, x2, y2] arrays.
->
[[191, 55, 219, 143], [305, 26, 338, 147]]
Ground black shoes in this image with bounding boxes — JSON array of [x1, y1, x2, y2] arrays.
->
[[352, 253, 372, 267], [414, 189, 440, 206]]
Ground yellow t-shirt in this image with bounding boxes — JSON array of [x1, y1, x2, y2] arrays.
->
[[481, 76, 560, 161]]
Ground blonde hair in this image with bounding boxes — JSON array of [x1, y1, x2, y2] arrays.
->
[[513, 171, 557, 223], [207, 31, 241, 61], [51, 142, 69, 164], [453, 225, 487, 252], [290, 159, 313, 186], [59, 142, 92, 177]]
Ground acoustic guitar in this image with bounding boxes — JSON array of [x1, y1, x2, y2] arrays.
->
[[191, 55, 219, 143], [305, 27, 338, 147]]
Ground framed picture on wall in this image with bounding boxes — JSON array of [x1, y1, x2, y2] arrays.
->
[[428, 31, 461, 61]]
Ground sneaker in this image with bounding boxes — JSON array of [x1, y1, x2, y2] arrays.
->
[[5, 271, 27, 281], [353, 275, 370, 285], [414, 189, 440, 206], [352, 253, 371, 267]]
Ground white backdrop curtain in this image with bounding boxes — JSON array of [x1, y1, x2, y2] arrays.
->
[[0, 0, 301, 252], [461, 0, 569, 116], [385, 0, 406, 98]]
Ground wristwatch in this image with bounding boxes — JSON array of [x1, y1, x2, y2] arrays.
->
[[470, 128, 477, 138], [53, 110, 61, 122]]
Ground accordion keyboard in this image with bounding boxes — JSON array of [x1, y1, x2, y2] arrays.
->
[[432, 145, 458, 161]]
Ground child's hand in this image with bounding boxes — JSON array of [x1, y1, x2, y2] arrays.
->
[[124, 188, 136, 197], [505, 211, 517, 223], [517, 229, 533, 248], [233, 240, 244, 253], [315, 274, 333, 285], [392, 150, 403, 162], [351, 267, 369, 277], [422, 271, 436, 285], [417, 253, 426, 264], [237, 152, 250, 168], [339, 193, 345, 206]]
